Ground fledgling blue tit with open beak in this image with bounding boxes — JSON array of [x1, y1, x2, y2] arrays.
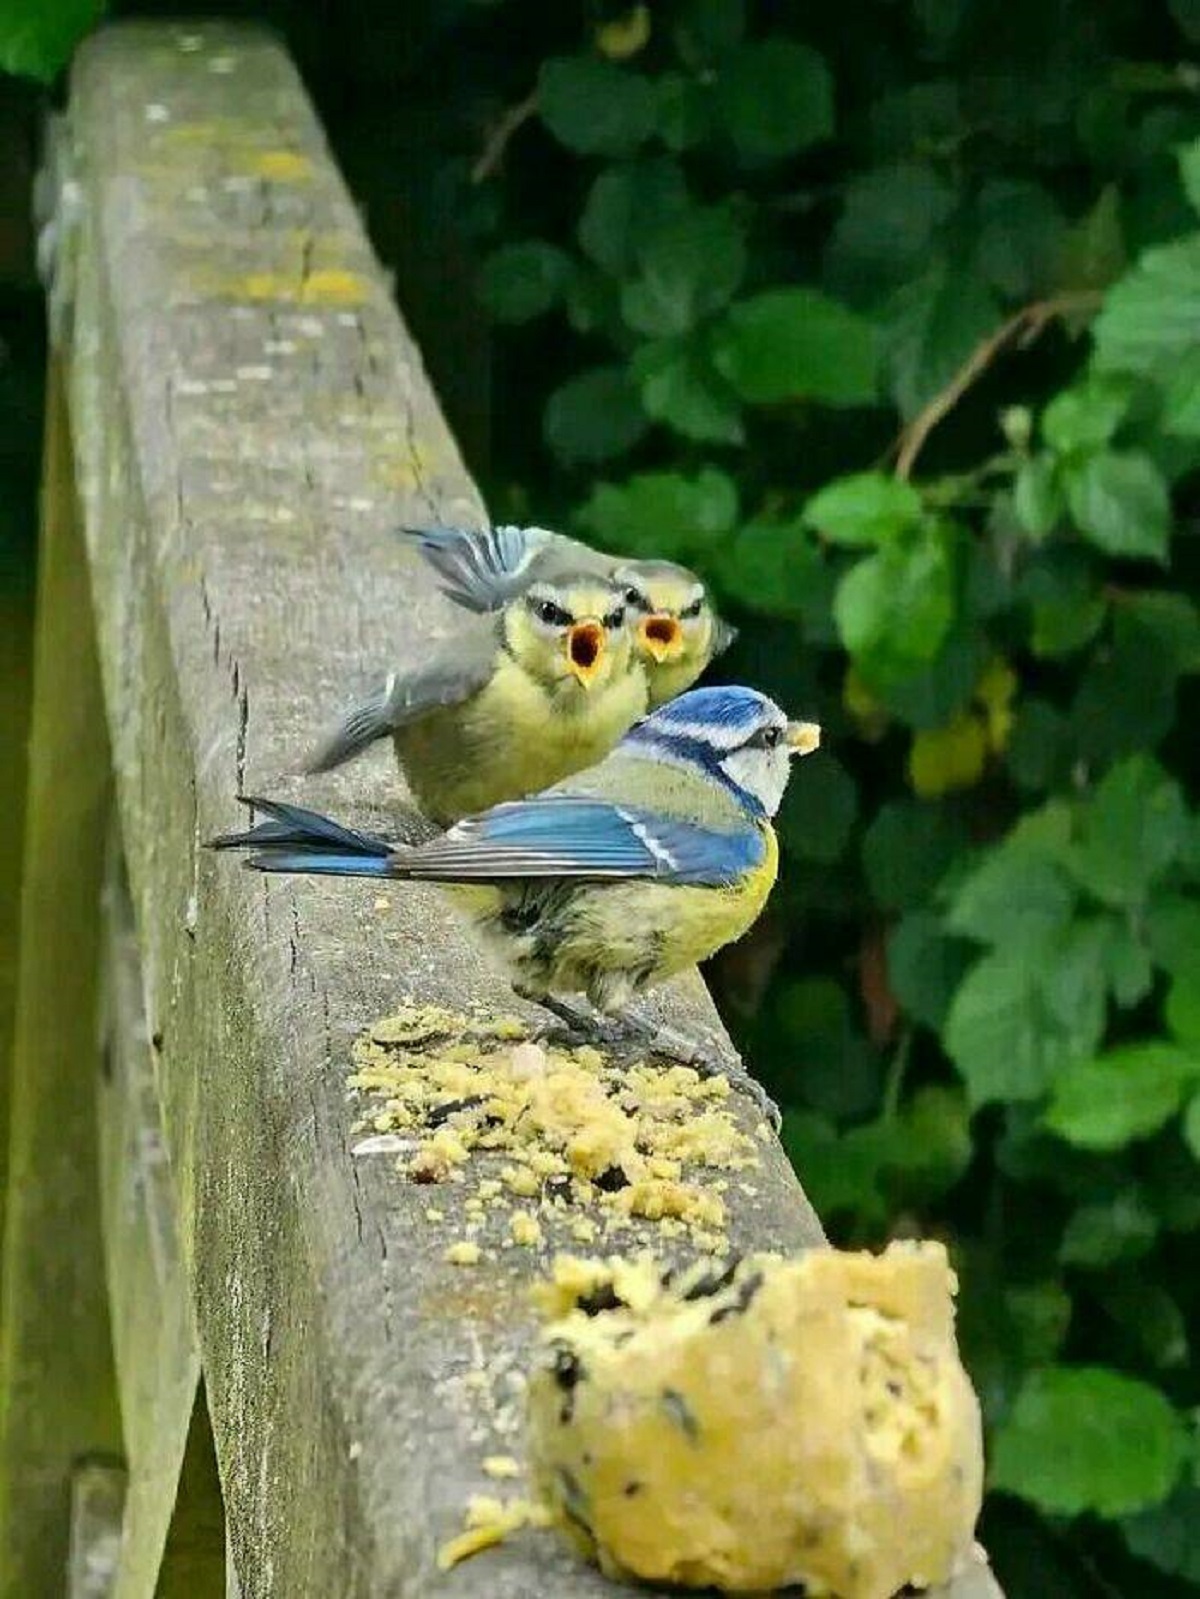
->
[[397, 525, 737, 710], [215, 687, 821, 1119], [306, 573, 646, 824]]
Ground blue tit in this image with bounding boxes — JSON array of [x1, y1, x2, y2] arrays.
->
[[214, 687, 819, 1082], [398, 526, 737, 709], [306, 573, 647, 824]]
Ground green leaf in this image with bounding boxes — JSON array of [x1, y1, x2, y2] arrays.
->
[[1097, 1271, 1189, 1370], [1013, 456, 1064, 540], [712, 289, 879, 407], [1147, 894, 1200, 975], [1059, 1189, 1158, 1266], [947, 850, 1076, 947], [538, 57, 656, 157], [1065, 756, 1187, 909], [944, 925, 1108, 1107], [715, 38, 833, 160], [803, 473, 923, 548], [1166, 961, 1200, 1044], [714, 514, 826, 623], [860, 799, 968, 911], [620, 205, 746, 337], [1163, 345, 1200, 438], [1043, 1043, 1198, 1150], [0, 0, 102, 80], [1065, 449, 1171, 561], [1179, 137, 1200, 215], [1056, 184, 1126, 292], [887, 912, 974, 1031], [632, 339, 744, 444], [1008, 699, 1074, 793], [880, 262, 1000, 421], [654, 72, 712, 152], [576, 467, 738, 560], [578, 158, 689, 276], [1042, 374, 1134, 455], [973, 179, 1066, 300], [1020, 547, 1107, 658], [833, 528, 954, 687], [1184, 1092, 1200, 1160], [1095, 915, 1154, 1008], [777, 752, 857, 864], [543, 366, 649, 467], [1123, 1487, 1200, 1583], [1070, 604, 1182, 763], [479, 242, 573, 324], [1093, 235, 1200, 381], [825, 163, 956, 305], [990, 1367, 1187, 1517]]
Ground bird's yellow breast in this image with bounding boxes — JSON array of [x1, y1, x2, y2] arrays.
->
[[395, 652, 648, 823]]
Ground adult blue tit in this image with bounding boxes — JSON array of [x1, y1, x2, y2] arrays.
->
[[306, 572, 647, 824], [398, 525, 737, 709], [214, 687, 820, 1110]]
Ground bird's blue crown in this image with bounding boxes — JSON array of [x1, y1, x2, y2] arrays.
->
[[622, 685, 783, 814]]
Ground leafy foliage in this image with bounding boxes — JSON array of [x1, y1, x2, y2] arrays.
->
[[467, 3, 1200, 1588]]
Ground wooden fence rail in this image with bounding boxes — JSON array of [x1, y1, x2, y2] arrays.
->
[[0, 22, 1001, 1597]]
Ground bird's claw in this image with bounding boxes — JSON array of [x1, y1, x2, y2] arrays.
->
[[524, 992, 781, 1132]]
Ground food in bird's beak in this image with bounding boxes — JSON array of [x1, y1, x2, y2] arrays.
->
[[786, 721, 821, 755], [567, 620, 606, 685], [638, 613, 685, 663]]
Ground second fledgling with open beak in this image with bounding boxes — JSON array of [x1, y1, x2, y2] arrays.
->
[[615, 561, 738, 709]]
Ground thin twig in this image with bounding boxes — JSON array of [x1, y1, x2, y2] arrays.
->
[[893, 290, 1104, 481], [471, 90, 538, 185]]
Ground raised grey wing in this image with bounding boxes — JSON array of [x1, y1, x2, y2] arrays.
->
[[304, 635, 497, 774], [396, 525, 554, 614]]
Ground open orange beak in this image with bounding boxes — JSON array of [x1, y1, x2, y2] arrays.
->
[[786, 721, 822, 756], [638, 612, 685, 663], [566, 620, 606, 686]]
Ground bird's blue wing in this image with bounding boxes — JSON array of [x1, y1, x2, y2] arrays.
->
[[402, 796, 764, 886], [396, 525, 549, 614]]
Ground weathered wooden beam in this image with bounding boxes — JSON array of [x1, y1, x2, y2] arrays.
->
[[38, 20, 998, 1597], [0, 357, 123, 1596]]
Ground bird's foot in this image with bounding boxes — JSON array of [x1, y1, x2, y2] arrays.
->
[[522, 989, 780, 1131]]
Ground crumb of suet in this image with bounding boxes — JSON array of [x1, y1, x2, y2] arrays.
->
[[436, 1494, 552, 1570], [444, 1240, 482, 1267], [348, 1003, 757, 1252], [526, 1244, 983, 1596]]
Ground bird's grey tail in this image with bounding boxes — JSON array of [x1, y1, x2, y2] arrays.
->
[[395, 524, 542, 614], [305, 680, 396, 774], [208, 797, 396, 878]]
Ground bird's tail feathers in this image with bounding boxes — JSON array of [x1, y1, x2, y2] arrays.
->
[[209, 797, 396, 879]]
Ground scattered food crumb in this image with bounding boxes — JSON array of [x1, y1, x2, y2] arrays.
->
[[510, 1211, 543, 1247], [482, 1454, 522, 1480], [444, 1240, 482, 1267], [436, 1495, 552, 1571]]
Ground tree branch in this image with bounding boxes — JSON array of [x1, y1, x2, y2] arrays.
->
[[471, 90, 538, 185], [893, 291, 1105, 481]]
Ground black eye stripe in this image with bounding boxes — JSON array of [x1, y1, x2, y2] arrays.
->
[[680, 597, 705, 618], [603, 606, 626, 629]]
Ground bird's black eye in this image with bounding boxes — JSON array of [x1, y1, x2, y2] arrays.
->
[[603, 606, 626, 630], [680, 597, 705, 619], [624, 585, 648, 610], [532, 597, 572, 627], [759, 725, 783, 749]]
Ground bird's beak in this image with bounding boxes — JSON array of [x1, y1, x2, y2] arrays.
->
[[566, 620, 606, 686], [786, 721, 822, 756], [638, 612, 685, 663]]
